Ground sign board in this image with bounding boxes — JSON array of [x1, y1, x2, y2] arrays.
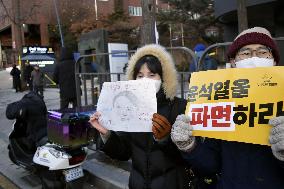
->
[[22, 46, 54, 54], [97, 79, 157, 132], [21, 46, 55, 70], [108, 43, 128, 81], [186, 67, 284, 145]]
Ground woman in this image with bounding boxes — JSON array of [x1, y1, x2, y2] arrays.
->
[[89, 44, 188, 189]]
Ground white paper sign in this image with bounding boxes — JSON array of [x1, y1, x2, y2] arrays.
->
[[97, 79, 157, 132]]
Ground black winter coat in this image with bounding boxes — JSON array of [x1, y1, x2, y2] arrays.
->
[[53, 48, 76, 99], [10, 67, 21, 79], [183, 138, 284, 189], [23, 65, 33, 81], [103, 92, 188, 189], [6, 92, 47, 149]]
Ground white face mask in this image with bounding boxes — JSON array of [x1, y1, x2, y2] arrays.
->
[[153, 79, 162, 93], [235, 57, 274, 68], [141, 77, 162, 93]]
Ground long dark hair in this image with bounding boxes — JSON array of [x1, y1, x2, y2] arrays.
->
[[133, 55, 163, 80]]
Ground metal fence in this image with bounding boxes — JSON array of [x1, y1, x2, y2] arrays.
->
[[75, 47, 196, 108], [197, 37, 284, 71], [74, 38, 284, 108]]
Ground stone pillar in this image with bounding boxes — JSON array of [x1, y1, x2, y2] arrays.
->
[[40, 23, 49, 46]]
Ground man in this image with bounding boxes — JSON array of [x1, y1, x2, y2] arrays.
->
[[10, 64, 21, 92], [171, 27, 284, 189], [31, 65, 45, 97], [6, 91, 47, 152], [23, 61, 33, 91], [53, 47, 77, 110]]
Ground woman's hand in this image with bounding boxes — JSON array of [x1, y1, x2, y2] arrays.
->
[[89, 112, 109, 135], [152, 113, 172, 140]]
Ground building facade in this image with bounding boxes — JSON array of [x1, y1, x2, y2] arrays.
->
[[0, 0, 168, 68], [214, 0, 284, 65], [214, 0, 284, 39]]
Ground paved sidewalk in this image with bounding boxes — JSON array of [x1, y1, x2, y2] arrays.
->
[[0, 69, 129, 189], [83, 149, 130, 189]]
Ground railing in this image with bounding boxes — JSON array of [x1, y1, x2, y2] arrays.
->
[[75, 47, 196, 107], [197, 37, 284, 71]]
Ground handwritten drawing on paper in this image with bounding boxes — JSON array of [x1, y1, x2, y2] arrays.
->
[[97, 79, 157, 132]]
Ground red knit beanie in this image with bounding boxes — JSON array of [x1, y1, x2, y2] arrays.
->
[[227, 27, 280, 64]]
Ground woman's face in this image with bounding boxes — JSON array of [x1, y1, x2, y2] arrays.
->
[[136, 63, 161, 80]]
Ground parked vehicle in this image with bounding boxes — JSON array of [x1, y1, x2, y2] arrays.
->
[[6, 92, 95, 188]]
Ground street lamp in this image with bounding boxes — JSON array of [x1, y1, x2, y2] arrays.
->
[[53, 0, 64, 47], [94, 0, 98, 21]]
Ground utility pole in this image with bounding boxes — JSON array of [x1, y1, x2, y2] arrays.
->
[[53, 0, 64, 47], [12, 0, 24, 81], [237, 0, 248, 33], [167, 2, 172, 49], [181, 23, 184, 46], [94, 0, 98, 20], [141, 0, 156, 45]]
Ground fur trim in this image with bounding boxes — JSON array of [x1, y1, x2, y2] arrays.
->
[[126, 44, 177, 100]]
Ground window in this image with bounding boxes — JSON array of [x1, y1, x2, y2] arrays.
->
[[128, 6, 142, 16]]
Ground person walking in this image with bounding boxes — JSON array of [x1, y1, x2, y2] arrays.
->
[[10, 64, 22, 92], [89, 44, 191, 189], [53, 47, 77, 110], [171, 27, 284, 189], [23, 61, 33, 91], [31, 65, 44, 97]]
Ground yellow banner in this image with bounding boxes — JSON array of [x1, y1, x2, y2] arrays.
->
[[185, 66, 284, 146]]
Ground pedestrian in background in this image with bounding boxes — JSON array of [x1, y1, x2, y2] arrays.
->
[[194, 43, 218, 71], [23, 61, 33, 91], [10, 64, 21, 92], [53, 47, 77, 110], [171, 27, 284, 189], [31, 65, 44, 98]]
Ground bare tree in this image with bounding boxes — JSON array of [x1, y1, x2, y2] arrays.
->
[[237, 0, 248, 32], [48, 0, 97, 48], [0, 0, 40, 25], [0, 0, 41, 82], [141, 0, 157, 45]]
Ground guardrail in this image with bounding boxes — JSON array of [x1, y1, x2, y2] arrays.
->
[[198, 37, 284, 71], [75, 47, 196, 107]]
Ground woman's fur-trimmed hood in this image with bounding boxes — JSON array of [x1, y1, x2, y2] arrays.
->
[[126, 44, 178, 100]]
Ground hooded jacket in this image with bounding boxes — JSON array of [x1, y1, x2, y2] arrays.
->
[[6, 92, 47, 151], [53, 48, 76, 99], [102, 44, 189, 189]]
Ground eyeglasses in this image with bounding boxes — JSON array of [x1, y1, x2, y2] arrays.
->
[[236, 47, 273, 60]]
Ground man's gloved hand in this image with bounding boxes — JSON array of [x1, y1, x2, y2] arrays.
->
[[269, 116, 284, 161], [152, 113, 172, 140], [171, 114, 195, 152]]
